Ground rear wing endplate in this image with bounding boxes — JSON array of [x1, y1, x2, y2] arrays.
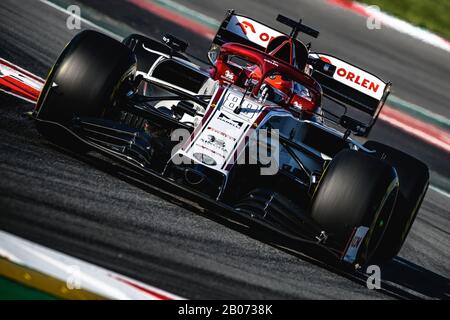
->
[[310, 53, 391, 136]]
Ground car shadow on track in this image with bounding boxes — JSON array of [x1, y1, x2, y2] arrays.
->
[[382, 257, 449, 299], [47, 143, 450, 300]]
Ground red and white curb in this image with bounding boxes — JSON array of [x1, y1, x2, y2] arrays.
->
[[0, 58, 45, 103], [0, 230, 183, 300], [127, 0, 216, 40], [327, 0, 450, 53], [380, 106, 450, 153]]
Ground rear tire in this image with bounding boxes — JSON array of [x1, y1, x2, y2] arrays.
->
[[310, 149, 399, 265], [35, 30, 136, 123], [364, 141, 429, 263]]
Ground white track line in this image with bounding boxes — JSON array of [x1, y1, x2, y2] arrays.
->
[[39, 0, 122, 40], [378, 113, 450, 153], [429, 185, 450, 199]]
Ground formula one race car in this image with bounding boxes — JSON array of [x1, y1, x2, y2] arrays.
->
[[32, 11, 429, 267]]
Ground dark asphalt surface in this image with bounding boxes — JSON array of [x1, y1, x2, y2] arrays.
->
[[0, 0, 449, 299]]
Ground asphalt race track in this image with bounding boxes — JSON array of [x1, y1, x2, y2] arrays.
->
[[0, 0, 449, 299]]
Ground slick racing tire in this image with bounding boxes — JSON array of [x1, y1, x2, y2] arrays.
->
[[310, 149, 399, 265], [364, 141, 430, 263], [35, 30, 137, 123]]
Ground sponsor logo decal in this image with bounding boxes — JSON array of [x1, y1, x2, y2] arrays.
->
[[264, 58, 279, 67], [318, 54, 386, 100], [221, 69, 235, 82], [200, 134, 228, 154], [207, 126, 237, 142], [193, 153, 217, 166], [206, 135, 226, 148], [336, 67, 380, 93], [236, 20, 273, 42], [236, 20, 256, 35], [227, 15, 284, 48], [343, 226, 369, 264], [218, 113, 243, 129]]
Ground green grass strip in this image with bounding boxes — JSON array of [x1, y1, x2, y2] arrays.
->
[[0, 277, 57, 300], [358, 0, 450, 39]]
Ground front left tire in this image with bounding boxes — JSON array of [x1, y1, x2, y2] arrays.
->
[[35, 30, 137, 123]]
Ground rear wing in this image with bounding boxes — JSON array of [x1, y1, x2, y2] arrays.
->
[[309, 53, 391, 136], [210, 10, 286, 56], [209, 11, 390, 137], [210, 11, 319, 53]]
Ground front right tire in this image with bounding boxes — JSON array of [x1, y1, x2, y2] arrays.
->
[[310, 149, 399, 265]]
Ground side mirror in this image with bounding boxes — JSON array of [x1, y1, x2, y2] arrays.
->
[[162, 34, 188, 53], [308, 57, 336, 77], [207, 44, 220, 65]]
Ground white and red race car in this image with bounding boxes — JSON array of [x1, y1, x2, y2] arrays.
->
[[30, 11, 429, 267]]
